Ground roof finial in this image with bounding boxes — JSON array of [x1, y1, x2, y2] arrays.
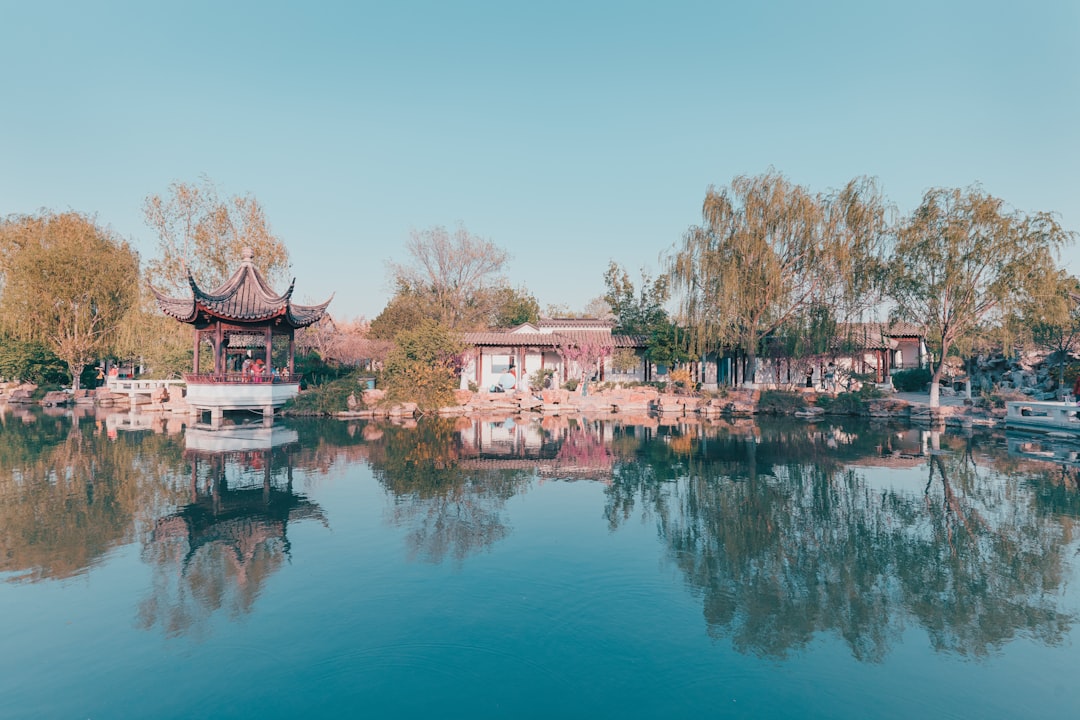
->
[[242, 246, 254, 262]]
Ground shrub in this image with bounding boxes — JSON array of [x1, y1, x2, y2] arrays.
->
[[529, 367, 555, 391], [891, 367, 932, 392], [0, 338, 69, 385], [563, 378, 579, 391], [381, 319, 464, 411], [757, 390, 804, 414], [857, 382, 886, 400], [285, 372, 366, 414], [669, 367, 693, 393], [816, 391, 867, 415]]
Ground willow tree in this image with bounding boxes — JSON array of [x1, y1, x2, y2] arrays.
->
[[669, 171, 889, 383], [143, 176, 291, 294], [888, 186, 1072, 407], [1014, 269, 1080, 391], [0, 212, 139, 390]]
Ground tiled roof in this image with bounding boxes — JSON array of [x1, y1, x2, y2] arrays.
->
[[829, 322, 925, 350], [884, 320, 924, 337], [463, 328, 647, 349], [538, 317, 614, 329], [151, 250, 331, 329]]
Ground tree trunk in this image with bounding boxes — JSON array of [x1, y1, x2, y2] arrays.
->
[[744, 351, 757, 387], [929, 360, 943, 408], [70, 363, 84, 392], [964, 356, 973, 401]]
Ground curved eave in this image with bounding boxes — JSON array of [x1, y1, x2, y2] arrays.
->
[[193, 302, 290, 324], [149, 283, 198, 323], [287, 294, 334, 329]]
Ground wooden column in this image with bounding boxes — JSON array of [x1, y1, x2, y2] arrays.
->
[[288, 331, 295, 375], [264, 325, 273, 372], [214, 323, 223, 374], [193, 329, 200, 375]]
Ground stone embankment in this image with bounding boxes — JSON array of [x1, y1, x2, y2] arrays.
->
[[0, 381, 194, 414], [0, 380, 1006, 428], [329, 385, 1005, 428]]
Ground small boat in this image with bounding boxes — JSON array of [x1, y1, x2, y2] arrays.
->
[[1004, 400, 1080, 433]]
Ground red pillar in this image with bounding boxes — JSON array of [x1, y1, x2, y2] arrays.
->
[[288, 331, 295, 375], [192, 329, 200, 375], [265, 326, 273, 372]]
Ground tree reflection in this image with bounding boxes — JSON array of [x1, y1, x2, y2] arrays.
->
[[365, 418, 531, 564], [0, 407, 186, 582], [608, 421, 1079, 661]]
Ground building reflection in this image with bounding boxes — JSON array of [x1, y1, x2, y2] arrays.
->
[[137, 422, 327, 637], [456, 415, 617, 482]]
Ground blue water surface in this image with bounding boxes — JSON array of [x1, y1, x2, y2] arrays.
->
[[1, 410, 1077, 719]]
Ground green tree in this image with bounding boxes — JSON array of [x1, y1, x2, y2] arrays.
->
[[369, 291, 430, 341], [489, 285, 540, 328], [646, 322, 694, 368], [0, 336, 69, 384], [143, 176, 291, 294], [604, 261, 693, 372], [0, 212, 139, 390], [887, 186, 1072, 407], [381, 319, 465, 410], [603, 261, 670, 336], [669, 172, 888, 384]]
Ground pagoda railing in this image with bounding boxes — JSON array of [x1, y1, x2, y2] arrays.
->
[[183, 373, 301, 385]]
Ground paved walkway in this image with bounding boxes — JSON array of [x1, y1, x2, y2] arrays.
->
[[892, 391, 969, 408]]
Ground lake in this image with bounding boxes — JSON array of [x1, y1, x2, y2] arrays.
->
[[1, 405, 1078, 719]]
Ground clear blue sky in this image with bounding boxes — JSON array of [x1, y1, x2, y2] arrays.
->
[[2, 0, 1078, 320]]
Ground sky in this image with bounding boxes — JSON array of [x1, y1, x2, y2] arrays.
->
[[2, 0, 1078, 321]]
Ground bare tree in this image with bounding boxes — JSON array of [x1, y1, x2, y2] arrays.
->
[[385, 224, 509, 330]]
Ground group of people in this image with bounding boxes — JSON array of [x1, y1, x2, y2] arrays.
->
[[238, 355, 285, 379], [805, 362, 839, 391]]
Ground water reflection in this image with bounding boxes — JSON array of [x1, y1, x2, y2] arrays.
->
[[365, 418, 531, 564], [2, 404, 1079, 661], [0, 404, 186, 582], [137, 422, 326, 637], [607, 423, 1078, 660]]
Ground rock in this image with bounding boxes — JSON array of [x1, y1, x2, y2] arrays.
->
[[453, 389, 473, 405], [389, 402, 417, 417], [40, 390, 71, 406], [7, 389, 33, 404], [362, 388, 386, 406]]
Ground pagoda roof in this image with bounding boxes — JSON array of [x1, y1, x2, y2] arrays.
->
[[151, 248, 331, 329]]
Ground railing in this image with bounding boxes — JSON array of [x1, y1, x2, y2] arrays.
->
[[183, 373, 301, 385], [106, 378, 187, 392]]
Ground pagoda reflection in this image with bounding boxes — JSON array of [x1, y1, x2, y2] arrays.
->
[[138, 421, 326, 637]]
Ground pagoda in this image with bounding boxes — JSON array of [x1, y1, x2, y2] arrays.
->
[[151, 247, 331, 423]]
